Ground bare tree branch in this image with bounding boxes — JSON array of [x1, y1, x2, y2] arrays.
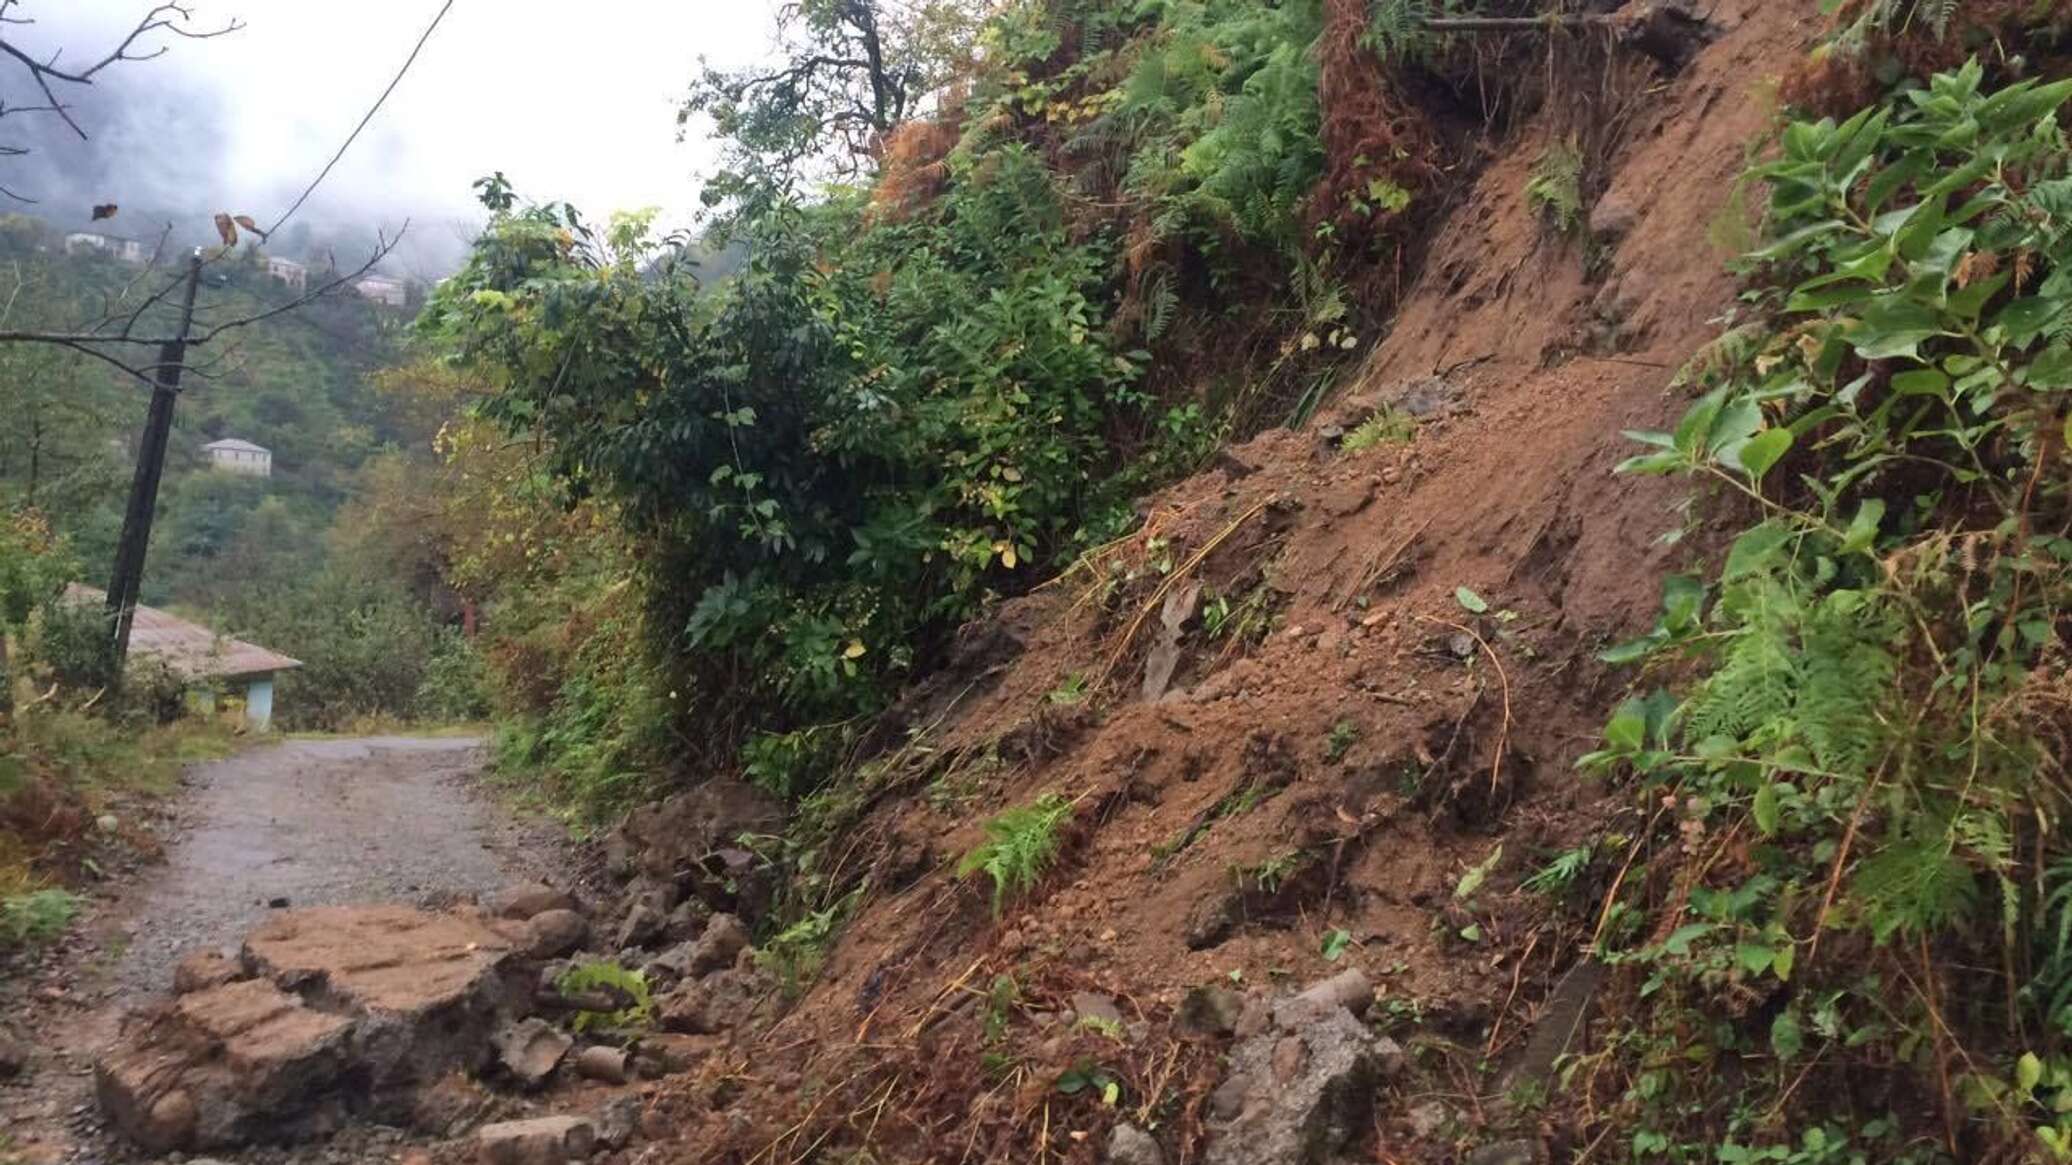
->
[[0, 3, 241, 148]]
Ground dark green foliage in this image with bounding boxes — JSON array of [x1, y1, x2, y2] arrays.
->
[[1584, 61, 2072, 1157]]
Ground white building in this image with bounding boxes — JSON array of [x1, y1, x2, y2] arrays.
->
[[65, 231, 150, 264], [266, 256, 308, 291], [353, 274, 409, 308], [203, 437, 272, 477]]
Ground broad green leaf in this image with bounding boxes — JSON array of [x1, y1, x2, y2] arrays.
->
[[2029, 344, 2072, 390], [1707, 396, 1763, 455], [1998, 297, 2062, 345], [1843, 498, 1886, 554], [2020, 1051, 2046, 1093], [1673, 389, 1727, 455], [1891, 368, 1950, 396], [1662, 922, 1713, 956], [1599, 635, 1662, 665], [1614, 450, 1687, 476], [1771, 1011, 1804, 1060], [1455, 586, 1489, 614], [1753, 781, 1780, 836], [1661, 575, 1705, 631], [1725, 521, 1795, 579], [1605, 707, 1646, 751], [1735, 428, 1794, 481]]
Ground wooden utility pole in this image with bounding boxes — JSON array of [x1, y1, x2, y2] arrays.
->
[[105, 249, 202, 665]]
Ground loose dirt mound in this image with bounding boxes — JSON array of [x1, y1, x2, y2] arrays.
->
[[629, 2, 1821, 1162]]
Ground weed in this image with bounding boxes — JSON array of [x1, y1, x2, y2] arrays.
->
[[1320, 927, 1353, 962], [1075, 1014, 1126, 1042], [1236, 850, 1306, 894], [957, 794, 1074, 917], [1046, 673, 1088, 705], [1323, 718, 1360, 763], [0, 888, 77, 948], [756, 893, 854, 995], [1520, 842, 1597, 898], [1524, 139, 1584, 234], [1341, 406, 1415, 451]]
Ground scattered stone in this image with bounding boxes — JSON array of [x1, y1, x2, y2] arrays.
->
[[1272, 967, 1372, 1028], [1406, 1100, 1453, 1139], [267, 896, 291, 909], [1203, 972, 1404, 1165], [524, 909, 588, 960], [1178, 984, 1245, 1037], [1106, 1121, 1166, 1165], [410, 1070, 492, 1136], [1071, 991, 1123, 1027], [623, 874, 680, 917], [609, 781, 783, 888], [1588, 198, 1638, 247], [573, 1044, 629, 1085], [1465, 1139, 1537, 1165], [658, 966, 769, 1035], [632, 1032, 721, 1076], [171, 949, 240, 994], [494, 1018, 573, 1088], [1183, 892, 1241, 951], [476, 1114, 596, 1165], [492, 881, 577, 922], [687, 913, 750, 976], [594, 1095, 641, 1150], [614, 903, 665, 951], [96, 812, 120, 832], [659, 898, 711, 946], [1502, 961, 1603, 1095]]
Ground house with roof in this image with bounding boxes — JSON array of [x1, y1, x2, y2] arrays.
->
[[64, 231, 150, 264], [65, 585, 301, 731], [265, 255, 308, 291], [203, 437, 272, 477], [353, 274, 409, 308]]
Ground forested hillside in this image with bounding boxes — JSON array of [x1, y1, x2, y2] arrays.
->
[[0, 214, 476, 728]]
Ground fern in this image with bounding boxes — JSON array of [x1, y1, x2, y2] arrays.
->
[[958, 794, 1075, 916], [1142, 271, 1178, 342], [1524, 139, 1585, 235], [554, 959, 654, 1034]]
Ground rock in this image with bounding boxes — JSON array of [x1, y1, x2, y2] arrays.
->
[[1272, 968, 1373, 1028], [476, 1115, 596, 1165], [594, 1095, 641, 1150], [241, 905, 523, 1090], [659, 899, 711, 946], [494, 1018, 573, 1088], [657, 966, 769, 1035], [1502, 961, 1603, 1095], [1465, 1140, 1538, 1165], [524, 910, 588, 960], [172, 949, 241, 994], [641, 941, 698, 989], [96, 978, 354, 1150], [96, 812, 120, 832], [1179, 984, 1245, 1037], [1406, 1100, 1454, 1139], [614, 903, 664, 951], [624, 874, 680, 917], [1203, 980, 1403, 1165], [609, 781, 783, 917], [1183, 892, 1242, 951], [492, 881, 577, 922], [410, 1070, 492, 1136], [687, 913, 750, 976], [572, 1044, 629, 1085], [1106, 1122, 1166, 1165], [632, 1032, 721, 1076], [1588, 198, 1638, 247], [1071, 991, 1123, 1027]]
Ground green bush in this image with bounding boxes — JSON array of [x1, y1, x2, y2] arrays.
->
[[0, 888, 78, 948]]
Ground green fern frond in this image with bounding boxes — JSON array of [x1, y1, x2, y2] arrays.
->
[[1852, 833, 1978, 944], [958, 794, 1075, 916]]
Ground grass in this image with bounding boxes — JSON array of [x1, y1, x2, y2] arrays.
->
[[0, 887, 78, 949]]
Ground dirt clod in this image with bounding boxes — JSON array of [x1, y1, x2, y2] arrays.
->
[[476, 1113, 596, 1165]]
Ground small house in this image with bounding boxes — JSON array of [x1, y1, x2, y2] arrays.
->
[[266, 256, 308, 291], [353, 275, 409, 308], [64, 585, 302, 731], [203, 437, 272, 477], [65, 231, 150, 264]]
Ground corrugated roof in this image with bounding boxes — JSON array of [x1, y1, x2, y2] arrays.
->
[[65, 585, 301, 680], [202, 438, 269, 454]]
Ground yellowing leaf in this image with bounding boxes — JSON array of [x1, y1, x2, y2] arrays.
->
[[842, 640, 867, 659]]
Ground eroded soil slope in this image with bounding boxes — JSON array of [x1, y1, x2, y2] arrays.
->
[[637, 2, 1824, 1161]]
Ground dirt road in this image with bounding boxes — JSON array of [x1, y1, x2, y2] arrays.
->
[[0, 735, 576, 1164]]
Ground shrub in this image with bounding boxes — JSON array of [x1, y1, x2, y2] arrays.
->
[[0, 887, 77, 948]]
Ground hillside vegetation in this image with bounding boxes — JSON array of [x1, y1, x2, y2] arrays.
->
[[403, 0, 2072, 1160]]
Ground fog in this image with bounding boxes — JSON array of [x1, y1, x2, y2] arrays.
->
[[5, 1, 782, 277]]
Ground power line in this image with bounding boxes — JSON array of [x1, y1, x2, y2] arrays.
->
[[264, 0, 457, 238]]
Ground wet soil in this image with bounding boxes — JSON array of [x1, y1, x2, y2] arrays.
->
[[0, 735, 578, 1165]]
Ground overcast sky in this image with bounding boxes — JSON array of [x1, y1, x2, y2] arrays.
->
[[16, 1, 784, 271]]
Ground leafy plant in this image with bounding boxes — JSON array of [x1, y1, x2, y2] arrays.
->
[[957, 793, 1074, 916], [1341, 406, 1415, 451], [553, 959, 654, 1034], [1323, 718, 1360, 762], [1585, 61, 2072, 1156], [0, 888, 77, 948], [1525, 139, 1584, 234]]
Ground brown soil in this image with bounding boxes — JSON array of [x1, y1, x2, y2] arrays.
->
[[637, 2, 1827, 1162]]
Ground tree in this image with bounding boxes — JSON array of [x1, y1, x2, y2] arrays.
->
[[680, 0, 979, 217]]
